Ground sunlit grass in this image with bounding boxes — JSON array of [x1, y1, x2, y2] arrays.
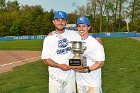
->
[[0, 40, 43, 51], [0, 61, 49, 93]]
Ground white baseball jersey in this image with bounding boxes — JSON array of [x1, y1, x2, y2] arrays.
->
[[76, 35, 105, 87], [42, 29, 81, 81]]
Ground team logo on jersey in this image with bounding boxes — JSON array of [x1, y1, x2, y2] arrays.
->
[[58, 38, 68, 48], [57, 38, 71, 54]]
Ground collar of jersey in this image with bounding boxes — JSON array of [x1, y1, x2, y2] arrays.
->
[[53, 31, 65, 35], [82, 35, 89, 40], [52, 31, 59, 35], [53, 31, 65, 39]]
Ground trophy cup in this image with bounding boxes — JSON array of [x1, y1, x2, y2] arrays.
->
[[69, 41, 87, 68]]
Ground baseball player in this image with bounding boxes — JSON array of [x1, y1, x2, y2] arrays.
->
[[75, 16, 105, 93], [41, 11, 81, 93]]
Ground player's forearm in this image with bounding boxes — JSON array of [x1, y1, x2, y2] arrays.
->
[[43, 59, 60, 68], [43, 59, 71, 71], [89, 61, 104, 71]]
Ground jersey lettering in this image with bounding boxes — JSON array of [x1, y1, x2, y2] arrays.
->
[[57, 38, 71, 54]]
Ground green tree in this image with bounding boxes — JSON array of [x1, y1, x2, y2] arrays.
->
[[68, 13, 78, 24], [20, 5, 45, 35], [6, 0, 20, 11], [0, 0, 6, 10], [41, 10, 54, 35], [9, 21, 21, 36], [0, 22, 6, 36]]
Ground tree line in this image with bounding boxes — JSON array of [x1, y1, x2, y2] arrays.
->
[[75, 0, 140, 33], [0, 0, 140, 36], [0, 0, 56, 36]]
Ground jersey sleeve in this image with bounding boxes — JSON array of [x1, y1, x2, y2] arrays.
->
[[41, 36, 53, 59], [86, 39, 105, 62], [94, 44, 105, 61]]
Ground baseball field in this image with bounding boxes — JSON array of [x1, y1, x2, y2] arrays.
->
[[0, 38, 140, 93]]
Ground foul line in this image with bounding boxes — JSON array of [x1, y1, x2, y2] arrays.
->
[[0, 56, 41, 67]]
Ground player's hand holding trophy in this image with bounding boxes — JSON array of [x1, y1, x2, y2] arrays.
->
[[69, 41, 87, 68]]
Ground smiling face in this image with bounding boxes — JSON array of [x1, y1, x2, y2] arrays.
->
[[77, 24, 91, 39], [53, 18, 67, 34]]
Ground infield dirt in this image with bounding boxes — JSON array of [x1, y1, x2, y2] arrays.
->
[[0, 50, 41, 73]]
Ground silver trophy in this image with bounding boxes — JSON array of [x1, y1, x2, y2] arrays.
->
[[69, 41, 87, 68]]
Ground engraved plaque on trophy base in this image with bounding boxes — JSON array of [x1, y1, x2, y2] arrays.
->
[[69, 59, 85, 68]]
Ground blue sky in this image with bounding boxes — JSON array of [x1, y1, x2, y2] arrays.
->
[[6, 0, 87, 13]]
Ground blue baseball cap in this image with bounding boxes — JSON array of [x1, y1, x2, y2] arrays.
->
[[77, 16, 90, 26], [54, 11, 68, 20]]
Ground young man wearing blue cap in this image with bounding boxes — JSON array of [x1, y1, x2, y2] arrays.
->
[[41, 11, 81, 93], [75, 16, 105, 93]]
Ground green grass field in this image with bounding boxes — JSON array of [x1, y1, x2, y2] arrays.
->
[[0, 40, 43, 51], [0, 38, 140, 93]]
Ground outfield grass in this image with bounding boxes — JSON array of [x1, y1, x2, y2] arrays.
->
[[102, 38, 140, 93], [0, 38, 140, 93], [0, 40, 43, 51]]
